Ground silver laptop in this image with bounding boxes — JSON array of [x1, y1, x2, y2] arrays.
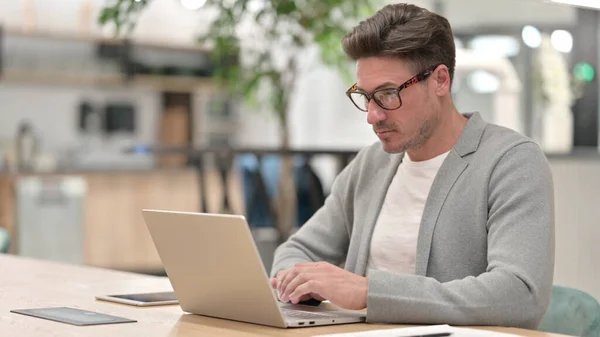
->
[[142, 209, 366, 328]]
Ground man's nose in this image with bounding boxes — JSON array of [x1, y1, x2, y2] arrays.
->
[[367, 101, 386, 125]]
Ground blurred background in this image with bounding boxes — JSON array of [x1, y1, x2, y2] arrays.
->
[[0, 0, 598, 304]]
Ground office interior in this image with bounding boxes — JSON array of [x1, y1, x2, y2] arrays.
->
[[0, 0, 599, 327]]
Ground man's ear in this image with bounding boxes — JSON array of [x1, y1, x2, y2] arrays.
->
[[433, 65, 451, 96]]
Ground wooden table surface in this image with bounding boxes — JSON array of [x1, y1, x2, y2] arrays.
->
[[0, 254, 569, 337]]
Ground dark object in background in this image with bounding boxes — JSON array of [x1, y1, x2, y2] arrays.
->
[[296, 160, 326, 226], [78, 101, 99, 132], [240, 155, 326, 229], [15, 120, 40, 172], [572, 8, 599, 148], [104, 103, 136, 133]]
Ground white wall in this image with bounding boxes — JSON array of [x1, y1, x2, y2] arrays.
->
[[549, 158, 600, 303]]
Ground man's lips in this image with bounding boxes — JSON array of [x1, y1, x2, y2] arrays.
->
[[375, 129, 395, 135]]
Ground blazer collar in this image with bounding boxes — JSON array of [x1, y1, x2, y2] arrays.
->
[[453, 112, 487, 157]]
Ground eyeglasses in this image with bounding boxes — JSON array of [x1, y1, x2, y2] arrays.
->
[[345, 65, 439, 112]]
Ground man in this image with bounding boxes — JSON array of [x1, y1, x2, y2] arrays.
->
[[269, 2, 555, 330]]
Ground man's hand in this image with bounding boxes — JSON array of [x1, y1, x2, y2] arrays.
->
[[269, 262, 368, 310], [270, 273, 325, 304]]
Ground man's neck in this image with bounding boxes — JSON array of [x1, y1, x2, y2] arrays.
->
[[406, 107, 468, 162]]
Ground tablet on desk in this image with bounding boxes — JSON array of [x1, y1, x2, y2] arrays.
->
[[96, 291, 178, 307]]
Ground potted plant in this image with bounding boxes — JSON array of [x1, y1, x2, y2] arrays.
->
[[99, 0, 375, 240]]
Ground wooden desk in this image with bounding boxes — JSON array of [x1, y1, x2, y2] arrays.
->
[[0, 254, 569, 337]]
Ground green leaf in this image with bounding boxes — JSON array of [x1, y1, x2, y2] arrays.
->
[[275, 0, 297, 15], [98, 8, 116, 24]]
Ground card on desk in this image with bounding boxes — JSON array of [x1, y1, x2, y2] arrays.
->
[[10, 307, 137, 326]]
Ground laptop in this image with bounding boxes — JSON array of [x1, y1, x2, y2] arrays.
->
[[141, 209, 366, 328]]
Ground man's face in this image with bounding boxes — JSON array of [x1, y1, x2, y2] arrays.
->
[[355, 57, 440, 154]]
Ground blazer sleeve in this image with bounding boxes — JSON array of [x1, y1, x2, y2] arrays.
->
[[366, 141, 555, 329], [269, 155, 356, 278]]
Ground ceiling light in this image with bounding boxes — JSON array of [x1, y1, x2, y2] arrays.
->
[[180, 0, 206, 10], [522, 25, 541, 48], [551, 30, 573, 53]]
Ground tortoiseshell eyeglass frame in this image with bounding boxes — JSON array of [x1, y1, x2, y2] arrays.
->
[[345, 64, 441, 112]]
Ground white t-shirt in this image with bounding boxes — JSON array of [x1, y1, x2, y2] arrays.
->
[[366, 151, 450, 275]]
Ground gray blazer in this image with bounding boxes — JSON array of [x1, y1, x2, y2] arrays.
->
[[270, 112, 555, 329]]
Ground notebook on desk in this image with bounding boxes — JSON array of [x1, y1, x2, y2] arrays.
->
[[142, 209, 366, 328]]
